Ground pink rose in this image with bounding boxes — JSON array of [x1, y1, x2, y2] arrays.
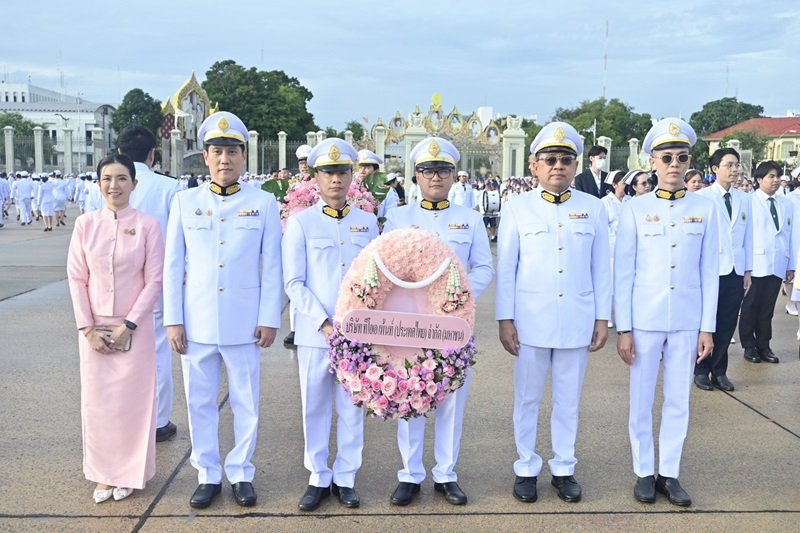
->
[[445, 365, 455, 377], [358, 389, 371, 403], [381, 377, 398, 397], [397, 380, 409, 393], [422, 359, 437, 371], [365, 366, 383, 381], [426, 381, 438, 396], [398, 402, 411, 416], [384, 369, 398, 379], [415, 380, 426, 392], [418, 402, 430, 415], [361, 376, 372, 389], [371, 380, 382, 392], [349, 378, 362, 392], [435, 392, 446, 403], [358, 362, 367, 371], [396, 366, 409, 379], [411, 364, 422, 376], [338, 359, 350, 371], [410, 396, 424, 410], [375, 396, 389, 410]]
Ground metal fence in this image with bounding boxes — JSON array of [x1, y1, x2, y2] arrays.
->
[[260, 140, 305, 174], [0, 135, 60, 173]]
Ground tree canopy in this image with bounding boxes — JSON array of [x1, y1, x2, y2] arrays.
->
[[720, 130, 770, 160], [552, 98, 653, 146], [110, 89, 163, 136], [202, 60, 317, 140], [0, 112, 42, 136], [689, 97, 764, 137]]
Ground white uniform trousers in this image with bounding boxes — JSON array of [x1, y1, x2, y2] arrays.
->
[[513, 345, 589, 477], [181, 341, 261, 484], [396, 369, 473, 484], [629, 329, 697, 479], [153, 298, 173, 428], [297, 346, 363, 488], [19, 198, 32, 224]]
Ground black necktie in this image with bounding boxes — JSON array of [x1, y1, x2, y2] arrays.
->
[[723, 192, 732, 219], [768, 197, 779, 231]]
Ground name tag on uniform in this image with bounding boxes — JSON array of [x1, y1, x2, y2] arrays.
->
[[568, 212, 588, 220], [350, 226, 369, 233], [449, 223, 469, 230], [683, 216, 703, 223], [237, 209, 260, 217]]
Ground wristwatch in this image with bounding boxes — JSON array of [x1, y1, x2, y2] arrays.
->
[[617, 330, 631, 335], [124, 320, 138, 330]]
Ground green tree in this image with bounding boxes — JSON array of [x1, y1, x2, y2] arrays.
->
[[110, 89, 163, 136], [552, 97, 652, 147], [720, 130, 770, 160], [689, 97, 764, 138], [344, 120, 365, 142], [0, 111, 41, 136], [202, 60, 317, 140], [520, 118, 543, 148]]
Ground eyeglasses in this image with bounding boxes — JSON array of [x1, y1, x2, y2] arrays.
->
[[658, 153, 690, 165], [417, 168, 454, 179], [537, 155, 576, 166], [720, 162, 742, 169]]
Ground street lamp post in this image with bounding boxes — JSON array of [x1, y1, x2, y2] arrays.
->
[[775, 129, 797, 173]]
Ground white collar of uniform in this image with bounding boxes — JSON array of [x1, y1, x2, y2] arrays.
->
[[712, 181, 734, 197], [755, 188, 775, 202]]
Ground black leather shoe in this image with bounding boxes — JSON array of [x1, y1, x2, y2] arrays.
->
[[434, 481, 467, 505], [189, 483, 221, 509], [331, 483, 360, 508], [693, 374, 714, 391], [283, 331, 296, 346], [298, 485, 330, 511], [512, 476, 538, 503], [551, 475, 581, 502], [156, 421, 177, 442], [743, 347, 761, 363], [232, 482, 257, 507], [633, 475, 655, 503], [390, 482, 420, 506], [655, 475, 691, 507], [758, 349, 779, 363], [711, 374, 735, 391]]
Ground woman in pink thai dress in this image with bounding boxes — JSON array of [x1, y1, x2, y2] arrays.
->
[[67, 153, 164, 503]]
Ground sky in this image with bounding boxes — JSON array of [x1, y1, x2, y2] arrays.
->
[[2, 0, 799, 134]]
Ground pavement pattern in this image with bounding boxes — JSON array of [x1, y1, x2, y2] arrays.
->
[[0, 204, 797, 532]]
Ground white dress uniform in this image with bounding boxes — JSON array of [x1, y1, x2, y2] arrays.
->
[[130, 162, 181, 429], [378, 186, 399, 218], [37, 179, 56, 217], [496, 121, 612, 481], [283, 200, 378, 489], [447, 181, 475, 209], [615, 189, 719, 478], [749, 189, 798, 279], [14, 177, 34, 224], [384, 200, 494, 484], [164, 179, 282, 484], [0, 177, 9, 226]]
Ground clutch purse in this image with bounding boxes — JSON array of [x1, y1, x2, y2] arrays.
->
[[95, 328, 132, 352]]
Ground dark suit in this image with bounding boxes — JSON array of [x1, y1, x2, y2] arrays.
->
[[574, 169, 610, 198]]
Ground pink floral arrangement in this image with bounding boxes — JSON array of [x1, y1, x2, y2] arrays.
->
[[280, 178, 378, 229], [329, 228, 477, 420]]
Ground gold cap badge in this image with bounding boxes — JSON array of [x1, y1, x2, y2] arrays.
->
[[554, 127, 566, 142], [428, 140, 441, 157], [217, 117, 230, 131], [328, 144, 341, 162], [668, 122, 680, 136]]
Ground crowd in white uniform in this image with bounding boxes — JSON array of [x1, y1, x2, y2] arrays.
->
[[37, 107, 797, 512]]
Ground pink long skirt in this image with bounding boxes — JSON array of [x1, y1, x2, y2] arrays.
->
[[79, 314, 156, 489]]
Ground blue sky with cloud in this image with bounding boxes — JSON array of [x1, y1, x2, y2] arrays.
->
[[2, 0, 798, 134]]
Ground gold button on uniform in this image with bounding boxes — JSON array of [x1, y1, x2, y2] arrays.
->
[[220, 217, 226, 222], [218, 287, 224, 292], [219, 240, 225, 245], [340, 240, 344, 245], [219, 263, 224, 268], [558, 292, 564, 297], [558, 269, 564, 273]]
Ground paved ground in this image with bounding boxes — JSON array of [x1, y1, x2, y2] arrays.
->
[[0, 204, 798, 532]]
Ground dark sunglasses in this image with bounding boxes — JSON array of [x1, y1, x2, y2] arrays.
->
[[537, 155, 576, 166], [658, 153, 690, 164]]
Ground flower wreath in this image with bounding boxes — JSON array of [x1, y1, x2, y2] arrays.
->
[[329, 228, 477, 420], [281, 178, 378, 230]]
